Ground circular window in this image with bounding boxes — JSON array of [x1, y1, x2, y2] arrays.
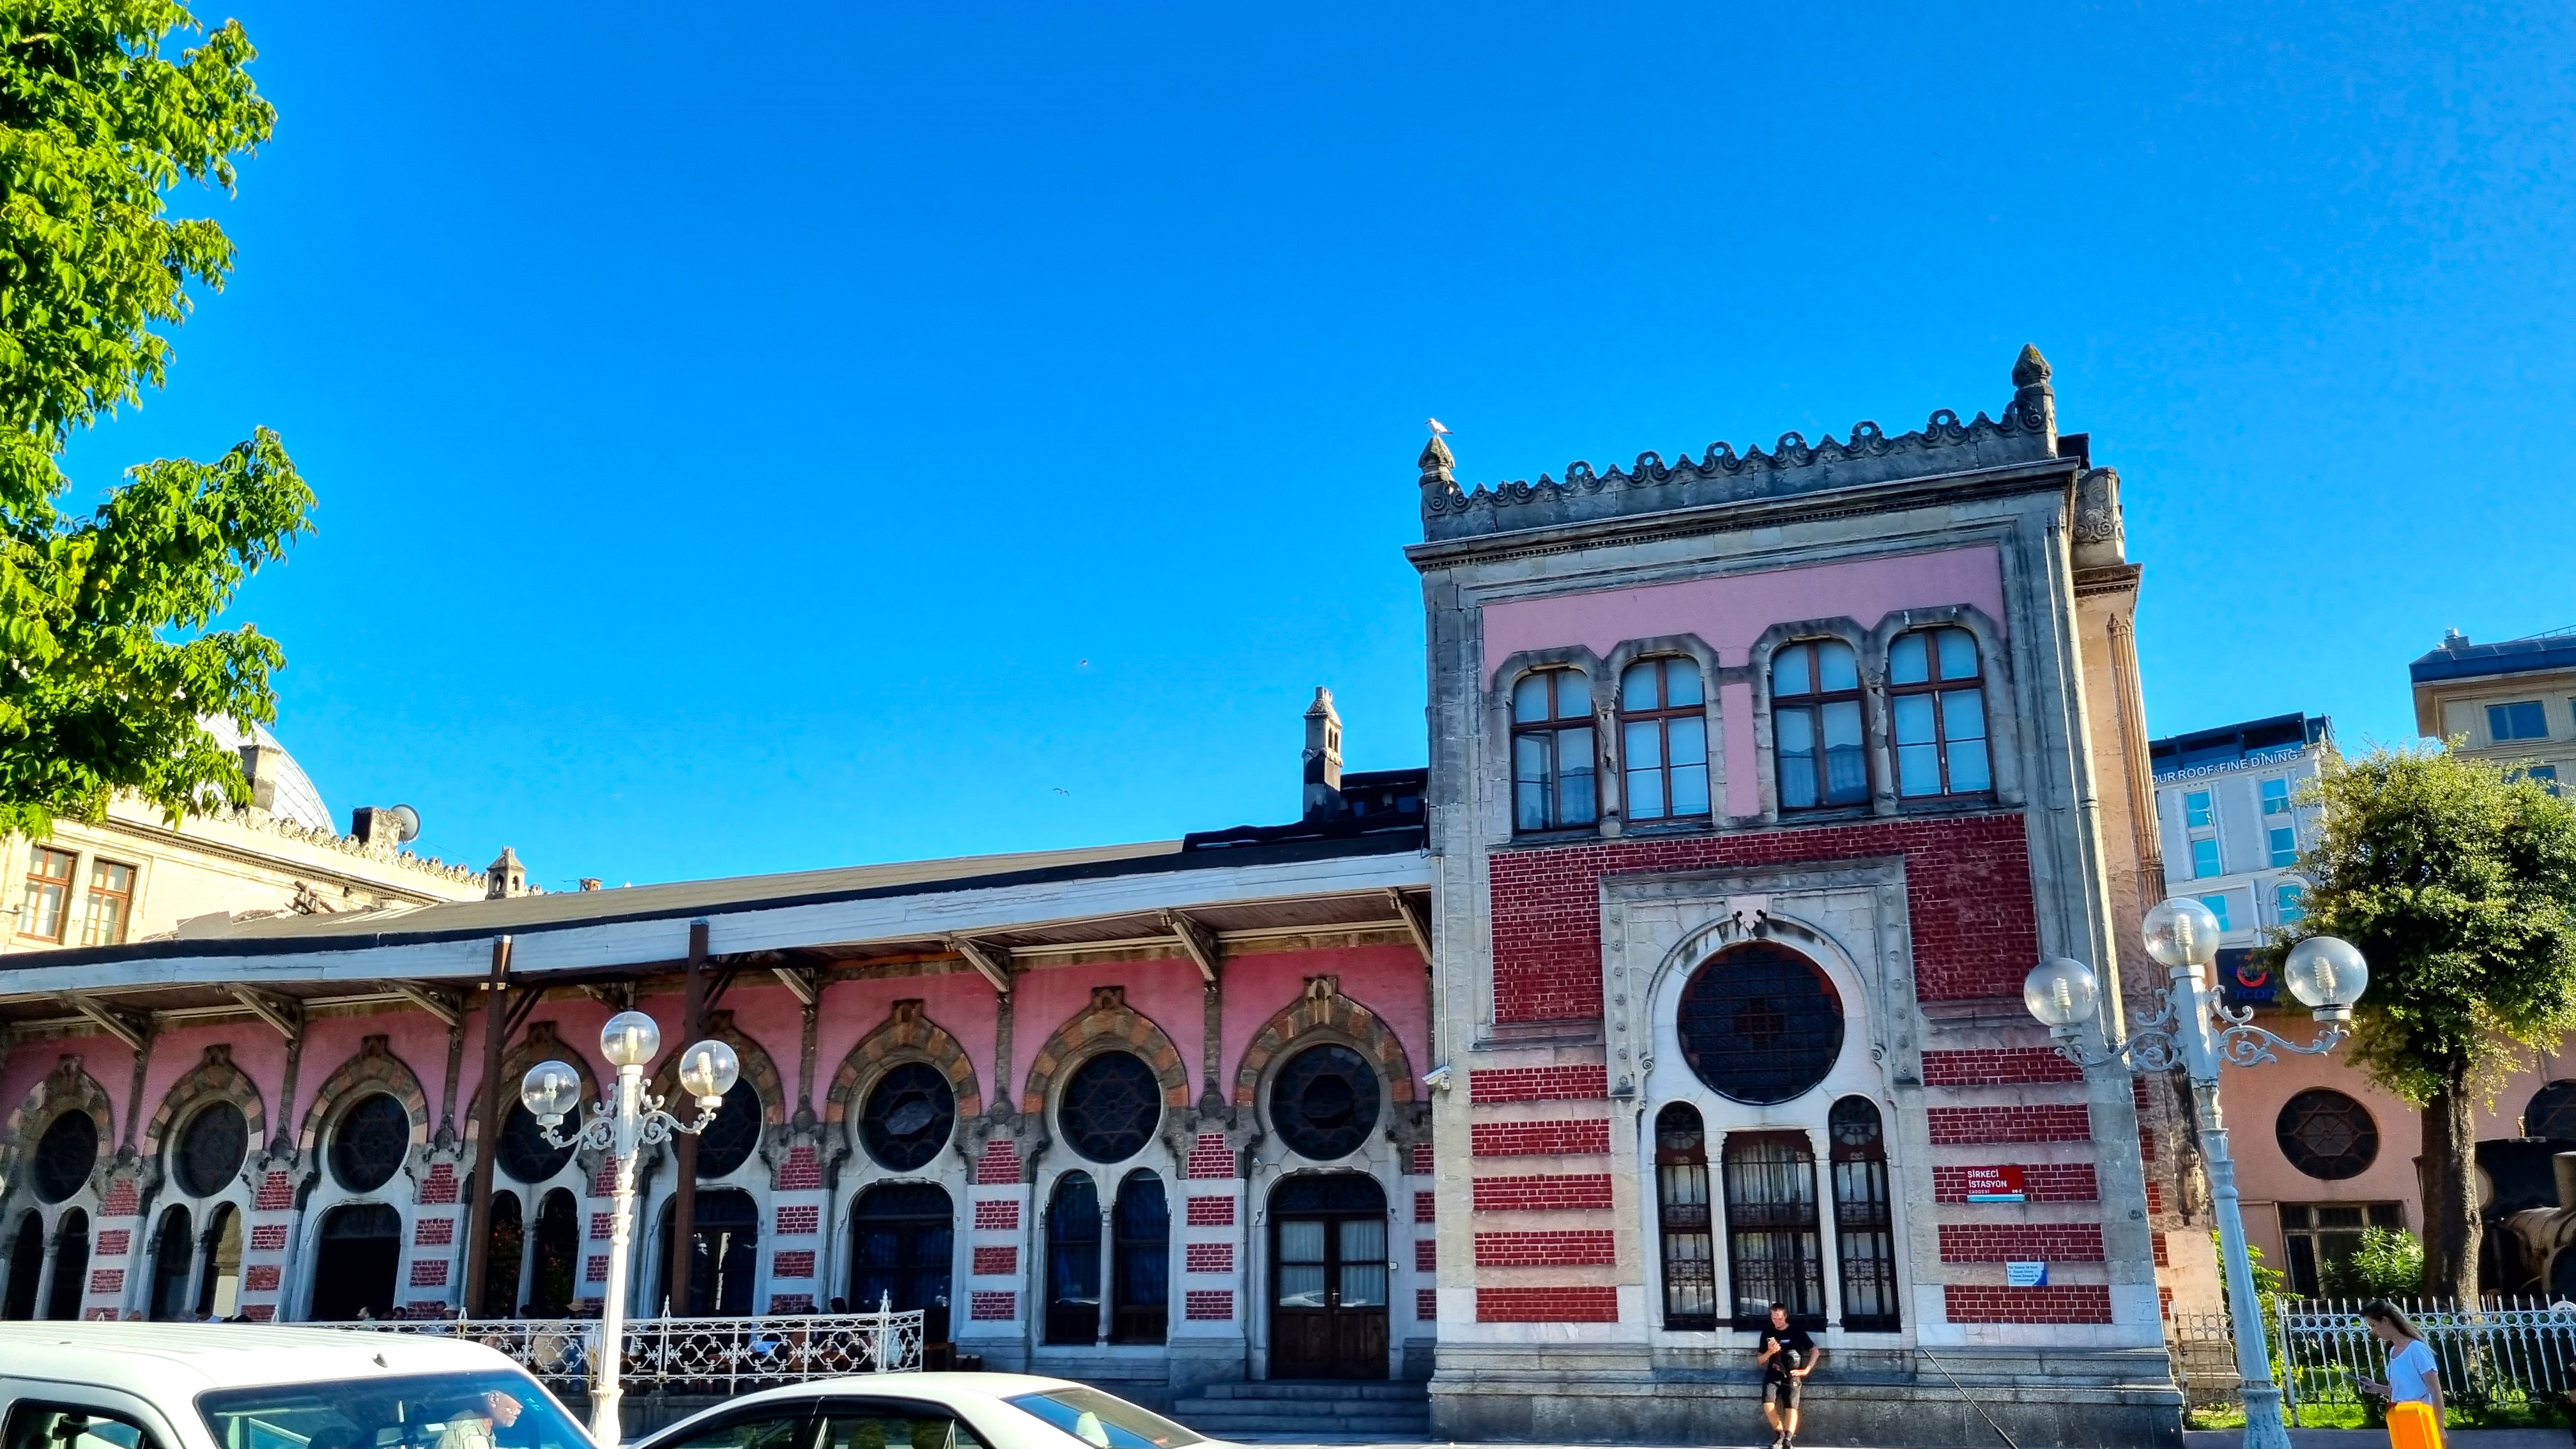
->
[[862, 1062, 956, 1172], [2277, 1089, 2379, 1180], [174, 1101, 249, 1197], [2530, 1081, 2576, 1142], [693, 1079, 763, 1179], [1059, 1051, 1160, 1164], [1675, 942, 1845, 1104], [329, 1093, 411, 1193], [1269, 1044, 1380, 1160], [31, 1110, 98, 1204], [499, 1101, 578, 1183]]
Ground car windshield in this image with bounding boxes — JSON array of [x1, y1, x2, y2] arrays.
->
[[1002, 1391, 1202, 1449], [198, 1371, 591, 1449]]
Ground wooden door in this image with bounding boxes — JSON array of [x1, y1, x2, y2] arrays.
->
[[1271, 1202, 1388, 1379]]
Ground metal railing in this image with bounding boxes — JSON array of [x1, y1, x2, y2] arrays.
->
[[2168, 1297, 2576, 1424], [307, 1308, 925, 1393]]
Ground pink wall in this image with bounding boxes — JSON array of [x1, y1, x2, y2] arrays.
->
[[809, 972, 1006, 1110], [1008, 954, 1206, 1108], [1219, 945, 1432, 1092], [1482, 546, 2008, 817]]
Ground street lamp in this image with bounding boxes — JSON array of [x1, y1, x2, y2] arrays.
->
[[523, 1011, 740, 1445], [2022, 900, 2367, 1449]]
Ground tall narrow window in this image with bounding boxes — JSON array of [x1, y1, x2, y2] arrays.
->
[[2261, 779, 2292, 816], [20, 847, 73, 942], [1720, 1132, 1823, 1329], [1887, 628, 1989, 799], [2190, 838, 2222, 878], [2199, 893, 2233, 931], [79, 859, 134, 947], [1828, 1098, 1899, 1331], [2184, 790, 2213, 828], [1772, 641, 1866, 809], [1620, 658, 1710, 822], [1512, 669, 1596, 831], [1654, 1103, 1717, 1330], [2268, 826, 2299, 868], [1110, 1169, 1169, 1344], [2276, 882, 2306, 924], [1045, 1171, 1103, 1345]]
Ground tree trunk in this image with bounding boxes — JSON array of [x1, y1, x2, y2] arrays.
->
[[2421, 1083, 2483, 1303]]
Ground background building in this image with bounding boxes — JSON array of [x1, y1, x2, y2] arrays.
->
[[2412, 627, 2576, 790], [2148, 712, 2333, 963]]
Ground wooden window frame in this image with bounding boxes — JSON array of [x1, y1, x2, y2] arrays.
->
[[1719, 1130, 1825, 1331], [1827, 1097, 1899, 1332], [1617, 658, 1710, 824], [20, 847, 75, 943], [1509, 668, 1597, 833], [1770, 640, 1868, 811], [1886, 626, 1991, 801], [79, 857, 135, 947], [1653, 1102, 1717, 1331]]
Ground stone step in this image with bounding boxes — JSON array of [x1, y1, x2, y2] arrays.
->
[[1183, 1381, 1429, 1401], [1169, 1412, 1431, 1436]]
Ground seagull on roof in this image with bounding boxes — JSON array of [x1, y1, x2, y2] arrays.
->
[[1427, 418, 1451, 438]]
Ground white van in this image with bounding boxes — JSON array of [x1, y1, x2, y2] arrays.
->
[[0, 1324, 593, 1449]]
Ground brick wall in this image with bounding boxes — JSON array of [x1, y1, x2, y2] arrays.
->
[[1184, 1290, 1234, 1321], [1932, 1164, 2097, 1202], [1488, 812, 2037, 1020], [1409, 1142, 1435, 1175], [1474, 1230, 1616, 1267], [1414, 1239, 1436, 1272], [777, 1146, 822, 1190], [1926, 1105, 2091, 1144], [413, 1216, 456, 1246], [256, 1173, 293, 1211], [1920, 1048, 2084, 1086], [1186, 1243, 1232, 1274], [102, 1181, 137, 1216], [1470, 1065, 1609, 1102], [1418, 1288, 1439, 1320], [1414, 1191, 1436, 1223], [408, 1261, 446, 1287], [1470, 1119, 1610, 1156], [420, 1163, 459, 1204], [95, 1229, 129, 1257], [250, 1224, 287, 1251], [1472, 1174, 1614, 1211], [1936, 1223, 2106, 1262], [974, 1198, 1020, 1231], [777, 1204, 820, 1235], [1943, 1284, 2113, 1324], [976, 1139, 1019, 1185], [1185, 1133, 1234, 1179], [773, 1250, 816, 1278], [1476, 1285, 1620, 1322], [970, 1290, 1016, 1320], [245, 1264, 280, 1292], [974, 1245, 1018, 1275], [1186, 1196, 1236, 1227]]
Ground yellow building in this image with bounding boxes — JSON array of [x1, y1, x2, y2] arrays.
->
[[2412, 627, 2576, 788], [0, 719, 492, 956]]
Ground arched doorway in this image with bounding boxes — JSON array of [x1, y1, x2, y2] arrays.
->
[[195, 1203, 243, 1319], [3, 1211, 42, 1319], [311, 1202, 401, 1319], [46, 1210, 89, 1321], [530, 1188, 578, 1315], [849, 1183, 953, 1343], [1044, 1172, 1101, 1345], [149, 1204, 194, 1319], [1269, 1174, 1387, 1380], [661, 1187, 757, 1315], [1111, 1170, 1167, 1344], [481, 1193, 525, 1316]]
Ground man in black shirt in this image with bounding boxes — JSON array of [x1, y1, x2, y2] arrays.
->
[[1756, 1302, 1820, 1449]]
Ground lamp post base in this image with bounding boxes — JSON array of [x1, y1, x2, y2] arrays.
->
[[2237, 1382, 2292, 1449]]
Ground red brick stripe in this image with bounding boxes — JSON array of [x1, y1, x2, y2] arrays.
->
[[1927, 1105, 2090, 1144], [1187, 1195, 1236, 1227], [1932, 1163, 2097, 1202], [1477, 1286, 1621, 1322], [1471, 1066, 1609, 1103], [1937, 1223, 2105, 1262], [1475, 1230, 1616, 1266], [1471, 1119, 1610, 1157], [1943, 1284, 2112, 1323], [973, 1245, 1017, 1275], [1921, 1048, 2083, 1087], [1473, 1174, 1616, 1211]]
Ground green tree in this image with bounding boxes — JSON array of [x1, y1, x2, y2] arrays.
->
[[2322, 1227, 2425, 1301], [2281, 746, 2576, 1301], [0, 1, 312, 838]]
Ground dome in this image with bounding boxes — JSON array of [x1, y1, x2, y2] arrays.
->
[[199, 716, 335, 833]]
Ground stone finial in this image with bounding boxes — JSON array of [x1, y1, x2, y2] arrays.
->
[[485, 847, 527, 900], [2071, 466, 2125, 569], [1418, 434, 1454, 479], [2011, 343, 2057, 451], [1303, 686, 1344, 822], [2012, 343, 2051, 388]]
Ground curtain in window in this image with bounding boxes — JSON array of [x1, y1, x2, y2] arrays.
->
[[1828, 1098, 1899, 1331], [1720, 1131, 1823, 1327], [1655, 1103, 1717, 1330]]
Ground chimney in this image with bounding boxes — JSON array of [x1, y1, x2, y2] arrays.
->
[[486, 847, 528, 900], [579, 878, 602, 892], [351, 807, 397, 847], [2444, 628, 2470, 649], [238, 741, 287, 815], [1303, 687, 1344, 822]]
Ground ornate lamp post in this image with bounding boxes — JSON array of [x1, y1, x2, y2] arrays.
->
[[523, 1010, 740, 1446], [2023, 899, 2367, 1449]]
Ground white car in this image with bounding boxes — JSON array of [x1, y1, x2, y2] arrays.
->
[[627, 1374, 1223, 1449], [0, 1322, 595, 1449]]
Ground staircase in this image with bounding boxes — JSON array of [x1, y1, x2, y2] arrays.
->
[[1169, 1380, 1431, 1441]]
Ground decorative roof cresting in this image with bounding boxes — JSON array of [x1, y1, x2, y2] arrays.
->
[[1420, 345, 2071, 542]]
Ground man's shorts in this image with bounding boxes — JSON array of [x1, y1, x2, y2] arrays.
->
[[1764, 1377, 1802, 1409]]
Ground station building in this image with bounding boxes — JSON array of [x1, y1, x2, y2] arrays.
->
[[0, 350, 2184, 1446]]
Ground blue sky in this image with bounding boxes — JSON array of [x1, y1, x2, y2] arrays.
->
[[69, 2, 2576, 887]]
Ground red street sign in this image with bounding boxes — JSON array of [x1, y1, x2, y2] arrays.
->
[[1965, 1165, 2026, 1203]]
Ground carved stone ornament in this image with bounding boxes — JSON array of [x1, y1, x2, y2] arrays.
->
[[2073, 466, 2123, 545]]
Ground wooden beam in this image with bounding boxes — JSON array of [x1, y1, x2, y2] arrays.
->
[[378, 980, 461, 1027], [770, 965, 820, 1007], [1160, 908, 1221, 985], [945, 935, 1012, 995], [59, 992, 148, 1051], [668, 921, 709, 1315], [464, 936, 512, 1314], [1386, 889, 1433, 967], [222, 986, 301, 1043]]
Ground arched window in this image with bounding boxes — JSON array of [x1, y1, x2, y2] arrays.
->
[[850, 1183, 954, 1343], [2530, 1081, 2576, 1142], [1045, 1172, 1103, 1345], [1720, 1132, 1823, 1330], [1772, 640, 1866, 809], [1828, 1098, 1899, 1331], [175, 1102, 249, 1199], [1111, 1170, 1169, 1344], [195, 1203, 242, 1320], [530, 1188, 578, 1315], [1654, 1103, 1716, 1331], [45, 1209, 88, 1321], [861, 1062, 956, 1172], [500, 1100, 578, 1183], [480, 1192, 524, 1317], [1620, 658, 1710, 822], [32, 1110, 97, 1204], [328, 1093, 409, 1194], [693, 1079, 762, 1179], [310, 1203, 399, 1320], [1060, 1052, 1160, 1164], [1888, 627, 1989, 799], [2276, 1089, 2378, 1180], [1270, 1044, 1379, 1161], [149, 1204, 193, 1319], [663, 1188, 758, 1315], [3, 1211, 40, 1319], [1511, 668, 1597, 831]]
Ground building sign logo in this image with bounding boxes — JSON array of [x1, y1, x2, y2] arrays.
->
[[1963, 1165, 2025, 1203]]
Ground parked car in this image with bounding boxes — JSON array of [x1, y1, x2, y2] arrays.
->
[[0, 1322, 594, 1449], [629, 1374, 1220, 1449]]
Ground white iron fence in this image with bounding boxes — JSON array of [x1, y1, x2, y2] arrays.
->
[[307, 1309, 924, 1393], [2168, 1297, 2576, 1424]]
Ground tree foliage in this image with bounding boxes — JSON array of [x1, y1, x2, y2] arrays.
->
[[2283, 744, 2576, 1298], [0, 0, 311, 836], [2322, 1227, 2425, 1301]]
